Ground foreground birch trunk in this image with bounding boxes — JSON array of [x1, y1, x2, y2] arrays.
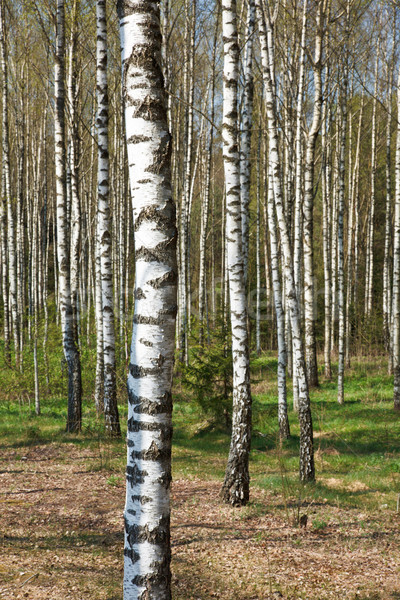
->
[[119, 1, 177, 597], [55, 0, 82, 431], [256, 0, 314, 482], [221, 0, 252, 506]]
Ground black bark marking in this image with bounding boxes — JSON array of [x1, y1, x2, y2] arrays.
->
[[124, 547, 140, 564], [128, 388, 173, 415], [127, 418, 172, 444], [157, 471, 172, 489], [126, 463, 148, 486], [131, 305, 177, 327], [131, 494, 152, 505], [147, 269, 177, 289], [134, 199, 176, 230], [135, 238, 175, 263], [126, 515, 170, 546], [127, 134, 151, 144], [130, 440, 169, 461]]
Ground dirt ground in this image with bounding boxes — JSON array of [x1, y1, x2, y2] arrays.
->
[[0, 443, 399, 600]]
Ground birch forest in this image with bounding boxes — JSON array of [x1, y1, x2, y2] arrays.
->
[[2, 0, 400, 599]]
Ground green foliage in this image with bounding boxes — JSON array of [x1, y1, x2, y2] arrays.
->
[[179, 318, 232, 428], [312, 518, 328, 531]]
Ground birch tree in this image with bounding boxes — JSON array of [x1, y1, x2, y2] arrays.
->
[[240, 0, 255, 286], [256, 0, 314, 482], [119, 0, 177, 597], [392, 64, 400, 411], [337, 0, 350, 406], [303, 0, 326, 388], [0, 0, 19, 369], [55, 0, 82, 432], [97, 0, 120, 436], [221, 0, 252, 506]]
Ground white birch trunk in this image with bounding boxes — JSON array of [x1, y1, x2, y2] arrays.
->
[[322, 93, 332, 379], [267, 168, 290, 439], [67, 0, 81, 343], [55, 0, 82, 431], [240, 0, 255, 286], [384, 59, 393, 368], [392, 65, 400, 410], [256, 0, 314, 482], [221, 0, 252, 506], [365, 43, 380, 317], [0, 0, 19, 368], [97, 0, 120, 436], [302, 1, 325, 388], [119, 1, 177, 597], [337, 5, 349, 405], [178, 0, 196, 364], [292, 0, 308, 407], [345, 94, 364, 367]]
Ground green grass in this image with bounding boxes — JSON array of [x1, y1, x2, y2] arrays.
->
[[1, 341, 399, 513]]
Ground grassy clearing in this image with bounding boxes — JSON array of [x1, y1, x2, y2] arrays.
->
[[1, 351, 399, 510]]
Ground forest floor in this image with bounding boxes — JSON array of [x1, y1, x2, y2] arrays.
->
[[1, 354, 400, 599], [0, 441, 400, 600]]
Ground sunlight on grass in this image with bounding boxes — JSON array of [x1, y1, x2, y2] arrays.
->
[[1, 351, 399, 513]]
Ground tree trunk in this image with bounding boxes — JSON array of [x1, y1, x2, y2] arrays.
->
[[55, 0, 82, 432], [302, 1, 325, 389], [256, 0, 314, 482], [119, 1, 177, 597], [221, 0, 252, 506], [97, 0, 120, 436], [0, 0, 19, 368], [337, 2, 350, 405], [392, 64, 400, 411], [267, 166, 290, 439]]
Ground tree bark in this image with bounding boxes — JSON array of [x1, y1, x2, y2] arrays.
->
[[97, 0, 120, 436], [55, 0, 82, 432], [256, 0, 314, 482], [119, 1, 177, 597], [221, 0, 252, 506]]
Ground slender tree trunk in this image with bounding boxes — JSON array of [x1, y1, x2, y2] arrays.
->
[[68, 0, 81, 345], [384, 59, 393, 371], [345, 94, 364, 367], [240, 0, 255, 287], [393, 64, 400, 411], [292, 0, 307, 406], [97, 0, 120, 436], [55, 0, 82, 431], [221, 0, 252, 506], [256, 0, 314, 482], [178, 0, 196, 365], [267, 167, 290, 439], [0, 0, 19, 368], [322, 93, 332, 379], [337, 4, 350, 405], [302, 0, 325, 388], [365, 42, 380, 317]]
